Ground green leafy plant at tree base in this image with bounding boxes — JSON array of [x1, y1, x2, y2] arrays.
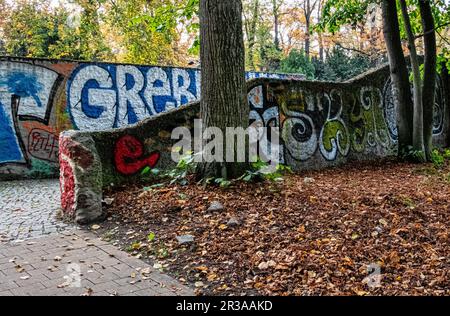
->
[[400, 146, 450, 169], [238, 158, 293, 183], [141, 150, 198, 187], [400, 146, 427, 163], [141, 150, 292, 189], [405, 147, 450, 168], [165, 151, 198, 186]]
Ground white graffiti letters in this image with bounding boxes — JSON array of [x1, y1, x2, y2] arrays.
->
[[69, 65, 116, 131], [116, 65, 147, 127], [145, 67, 173, 114], [68, 65, 199, 131], [173, 68, 196, 108]]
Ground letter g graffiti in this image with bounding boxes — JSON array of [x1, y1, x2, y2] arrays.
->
[[68, 65, 117, 131]]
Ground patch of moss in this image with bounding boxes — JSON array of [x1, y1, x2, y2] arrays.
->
[[29, 159, 59, 178]]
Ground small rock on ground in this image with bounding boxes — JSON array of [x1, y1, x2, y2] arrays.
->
[[207, 201, 224, 212]]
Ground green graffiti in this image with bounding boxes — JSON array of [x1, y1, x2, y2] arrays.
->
[[350, 87, 392, 152], [372, 103, 391, 147], [319, 90, 350, 161], [322, 120, 349, 152], [29, 159, 59, 178]]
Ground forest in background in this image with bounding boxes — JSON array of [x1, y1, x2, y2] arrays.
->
[[0, 0, 448, 81]]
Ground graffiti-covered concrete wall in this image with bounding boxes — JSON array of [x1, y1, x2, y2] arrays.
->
[[254, 67, 449, 170], [0, 56, 304, 180], [59, 64, 450, 223]]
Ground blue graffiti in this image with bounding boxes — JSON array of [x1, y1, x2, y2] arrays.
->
[[0, 71, 45, 164], [67, 64, 305, 131], [67, 64, 200, 131], [0, 101, 23, 163], [1, 72, 44, 107]]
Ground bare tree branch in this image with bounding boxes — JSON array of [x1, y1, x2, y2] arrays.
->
[[414, 21, 450, 39]]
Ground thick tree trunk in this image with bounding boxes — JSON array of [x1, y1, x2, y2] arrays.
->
[[381, 0, 413, 155], [399, 0, 425, 159], [197, 0, 249, 180], [419, 0, 437, 160]]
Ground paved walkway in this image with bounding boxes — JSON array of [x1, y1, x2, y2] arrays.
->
[[0, 179, 68, 242], [0, 230, 193, 296], [0, 180, 194, 296]]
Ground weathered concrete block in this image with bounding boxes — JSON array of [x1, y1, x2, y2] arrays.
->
[[59, 131, 102, 224]]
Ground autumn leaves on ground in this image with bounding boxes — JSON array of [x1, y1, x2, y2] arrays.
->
[[95, 160, 449, 296]]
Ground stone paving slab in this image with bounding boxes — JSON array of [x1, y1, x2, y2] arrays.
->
[[0, 229, 194, 296], [0, 179, 69, 242]]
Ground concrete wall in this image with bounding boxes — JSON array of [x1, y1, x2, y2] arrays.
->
[[58, 63, 450, 223], [0, 56, 303, 180]]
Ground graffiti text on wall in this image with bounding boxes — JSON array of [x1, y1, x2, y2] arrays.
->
[[67, 64, 303, 132], [382, 76, 446, 139], [114, 135, 160, 176], [250, 77, 446, 164], [0, 62, 61, 167], [67, 65, 201, 131]]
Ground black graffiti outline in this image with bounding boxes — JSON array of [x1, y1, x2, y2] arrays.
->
[[382, 75, 446, 140], [0, 61, 63, 168]]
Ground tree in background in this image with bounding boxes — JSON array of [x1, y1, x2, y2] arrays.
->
[[381, 0, 414, 155], [318, 0, 386, 63], [0, 0, 197, 65], [0, 0, 447, 85], [243, 0, 260, 70], [280, 49, 316, 78], [0, 0, 111, 60], [399, 0, 424, 158], [104, 0, 193, 65], [280, 46, 373, 81], [382, 0, 441, 161], [271, 0, 284, 51], [302, 0, 319, 58], [418, 0, 438, 160], [0, 0, 7, 54], [320, 0, 446, 161], [324, 46, 373, 80], [1, 1, 68, 58], [75, 0, 112, 61]]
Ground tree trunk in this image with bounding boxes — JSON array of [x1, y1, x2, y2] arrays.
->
[[197, 0, 249, 180], [247, 0, 259, 70], [368, 3, 377, 54], [399, 0, 425, 160], [304, 0, 311, 58], [381, 0, 413, 155], [317, 0, 324, 62], [419, 0, 437, 160], [272, 0, 280, 50]]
